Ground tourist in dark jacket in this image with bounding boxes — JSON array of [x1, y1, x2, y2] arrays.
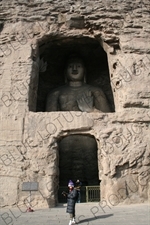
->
[[62, 180, 78, 225]]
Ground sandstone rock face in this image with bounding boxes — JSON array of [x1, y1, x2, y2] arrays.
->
[[0, 0, 150, 209]]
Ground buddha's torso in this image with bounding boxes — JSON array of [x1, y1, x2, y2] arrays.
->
[[58, 84, 90, 111]]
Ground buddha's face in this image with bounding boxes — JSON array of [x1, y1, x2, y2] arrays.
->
[[66, 59, 85, 81]]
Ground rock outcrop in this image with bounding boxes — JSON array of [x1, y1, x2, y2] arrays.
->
[[0, 0, 149, 208]]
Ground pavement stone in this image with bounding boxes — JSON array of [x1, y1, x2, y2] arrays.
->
[[0, 203, 149, 225]]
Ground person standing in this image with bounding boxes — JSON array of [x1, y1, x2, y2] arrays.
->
[[62, 180, 78, 225], [75, 179, 82, 203]]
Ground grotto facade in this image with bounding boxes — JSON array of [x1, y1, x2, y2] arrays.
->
[[0, 0, 150, 208]]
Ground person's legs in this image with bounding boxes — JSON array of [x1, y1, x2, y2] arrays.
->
[[70, 213, 73, 219], [69, 206, 76, 224], [78, 191, 81, 203], [69, 213, 73, 225], [72, 208, 76, 224]]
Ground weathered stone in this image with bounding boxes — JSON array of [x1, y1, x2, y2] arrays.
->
[[66, 14, 85, 29], [0, 177, 19, 207], [0, 0, 149, 209]]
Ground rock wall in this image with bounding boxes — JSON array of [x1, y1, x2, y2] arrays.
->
[[0, 0, 150, 208]]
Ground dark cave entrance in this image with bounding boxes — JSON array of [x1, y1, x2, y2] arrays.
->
[[58, 134, 99, 203]]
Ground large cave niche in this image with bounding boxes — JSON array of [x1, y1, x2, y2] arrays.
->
[[36, 36, 115, 112], [57, 134, 99, 203]]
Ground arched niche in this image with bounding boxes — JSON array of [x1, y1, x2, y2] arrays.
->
[[35, 36, 115, 112], [58, 134, 99, 186]]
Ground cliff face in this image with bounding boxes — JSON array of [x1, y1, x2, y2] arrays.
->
[[0, 0, 150, 208]]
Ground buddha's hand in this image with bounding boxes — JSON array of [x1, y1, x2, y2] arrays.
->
[[77, 91, 94, 112]]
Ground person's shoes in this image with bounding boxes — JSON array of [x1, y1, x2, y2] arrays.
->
[[68, 219, 77, 225], [72, 218, 77, 224], [69, 220, 72, 225]]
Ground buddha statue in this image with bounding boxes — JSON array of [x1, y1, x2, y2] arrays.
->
[[46, 56, 110, 112]]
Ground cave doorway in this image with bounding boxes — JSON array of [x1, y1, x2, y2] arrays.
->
[[58, 134, 99, 203]]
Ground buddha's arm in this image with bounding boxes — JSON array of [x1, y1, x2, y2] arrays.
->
[[46, 91, 59, 111], [93, 89, 111, 112]]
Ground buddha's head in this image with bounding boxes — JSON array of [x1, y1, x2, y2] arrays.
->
[[65, 56, 86, 82]]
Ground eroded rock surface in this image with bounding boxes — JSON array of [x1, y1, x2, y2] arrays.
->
[[0, 0, 150, 208]]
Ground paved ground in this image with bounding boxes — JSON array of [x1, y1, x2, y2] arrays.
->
[[0, 202, 149, 225]]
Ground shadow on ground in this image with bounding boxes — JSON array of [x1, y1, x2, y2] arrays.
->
[[78, 213, 114, 223]]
